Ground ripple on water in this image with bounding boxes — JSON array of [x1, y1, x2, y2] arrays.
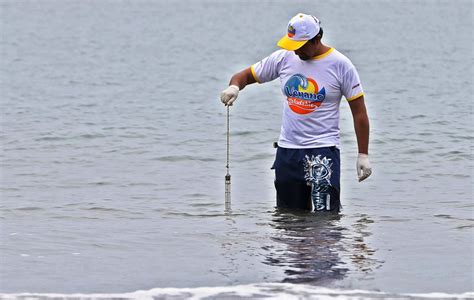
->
[[164, 211, 246, 218], [436, 150, 473, 161], [379, 216, 414, 223], [151, 155, 218, 162], [455, 224, 474, 230], [410, 114, 427, 119], [231, 130, 260, 136], [189, 202, 222, 208], [448, 134, 474, 141], [34, 136, 70, 141], [34, 134, 106, 141], [3, 206, 44, 212], [433, 214, 474, 222], [237, 153, 274, 162], [85, 181, 114, 186]]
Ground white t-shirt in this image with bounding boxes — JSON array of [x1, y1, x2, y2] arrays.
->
[[251, 48, 364, 149]]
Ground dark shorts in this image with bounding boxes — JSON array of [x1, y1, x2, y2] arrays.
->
[[272, 146, 341, 212]]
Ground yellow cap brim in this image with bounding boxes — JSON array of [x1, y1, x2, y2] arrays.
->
[[277, 35, 308, 50]]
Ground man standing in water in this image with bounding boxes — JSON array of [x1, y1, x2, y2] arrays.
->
[[220, 13, 372, 212]]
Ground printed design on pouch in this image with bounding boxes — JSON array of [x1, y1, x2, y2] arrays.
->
[[284, 74, 326, 115], [304, 155, 332, 211]]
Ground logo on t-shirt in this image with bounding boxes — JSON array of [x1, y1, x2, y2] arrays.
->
[[284, 74, 326, 115]]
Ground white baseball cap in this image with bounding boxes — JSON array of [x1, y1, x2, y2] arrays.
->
[[277, 13, 321, 51]]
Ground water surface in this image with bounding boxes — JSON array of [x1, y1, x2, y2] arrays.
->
[[0, 0, 472, 296]]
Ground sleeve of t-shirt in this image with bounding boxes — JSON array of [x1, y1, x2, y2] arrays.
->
[[250, 50, 286, 84], [342, 65, 364, 101]]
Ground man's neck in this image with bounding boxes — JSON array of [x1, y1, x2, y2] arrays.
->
[[313, 43, 331, 57]]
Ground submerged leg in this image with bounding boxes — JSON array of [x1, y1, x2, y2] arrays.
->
[[274, 180, 312, 210]]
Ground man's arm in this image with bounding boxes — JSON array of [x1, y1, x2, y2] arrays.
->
[[348, 95, 372, 182], [348, 96, 369, 154], [221, 67, 257, 106], [229, 67, 257, 90]]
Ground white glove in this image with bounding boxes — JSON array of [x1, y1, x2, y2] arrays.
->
[[220, 85, 239, 106], [357, 153, 372, 182]]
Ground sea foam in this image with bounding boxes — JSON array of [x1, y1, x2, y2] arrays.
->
[[1, 283, 473, 300]]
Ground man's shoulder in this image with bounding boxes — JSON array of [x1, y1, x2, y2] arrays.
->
[[268, 49, 292, 60], [329, 49, 353, 65], [327, 48, 356, 72], [259, 49, 293, 67]]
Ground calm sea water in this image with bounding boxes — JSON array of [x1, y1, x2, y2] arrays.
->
[[1, 0, 473, 298]]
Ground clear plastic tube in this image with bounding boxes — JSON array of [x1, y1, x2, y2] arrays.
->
[[225, 174, 231, 210]]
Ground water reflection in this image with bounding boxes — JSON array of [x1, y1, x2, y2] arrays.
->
[[348, 214, 380, 276], [264, 209, 379, 284]]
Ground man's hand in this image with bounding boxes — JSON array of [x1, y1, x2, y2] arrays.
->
[[220, 85, 240, 106], [357, 153, 372, 182]]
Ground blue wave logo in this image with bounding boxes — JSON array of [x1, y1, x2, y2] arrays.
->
[[283, 74, 325, 114]]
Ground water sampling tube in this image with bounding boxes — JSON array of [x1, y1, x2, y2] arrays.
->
[[225, 105, 231, 210]]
